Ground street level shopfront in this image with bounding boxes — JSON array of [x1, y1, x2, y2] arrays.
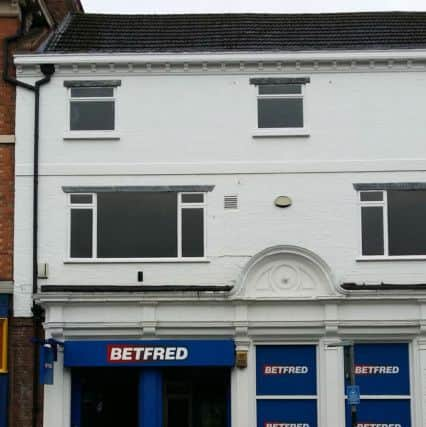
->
[[37, 247, 426, 427]]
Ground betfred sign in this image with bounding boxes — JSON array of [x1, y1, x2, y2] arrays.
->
[[263, 365, 309, 375], [108, 345, 188, 362], [257, 345, 317, 396], [354, 365, 399, 375], [351, 343, 409, 395], [265, 423, 310, 427], [357, 424, 401, 427], [64, 340, 235, 367], [257, 400, 317, 427]]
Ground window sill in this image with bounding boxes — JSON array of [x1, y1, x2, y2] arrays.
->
[[252, 128, 310, 138], [64, 258, 210, 264], [63, 131, 120, 140], [357, 255, 426, 261]]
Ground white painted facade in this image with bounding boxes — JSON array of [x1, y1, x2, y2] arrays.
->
[[13, 51, 426, 427]]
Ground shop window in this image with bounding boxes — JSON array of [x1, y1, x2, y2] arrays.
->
[[345, 343, 411, 427], [68, 191, 206, 260], [359, 189, 426, 257], [256, 345, 318, 427]]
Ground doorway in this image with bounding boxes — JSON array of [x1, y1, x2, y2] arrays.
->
[[75, 368, 139, 427], [163, 368, 230, 427]]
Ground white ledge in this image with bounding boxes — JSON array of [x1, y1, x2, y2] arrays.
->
[[63, 131, 120, 141], [64, 258, 210, 264], [357, 255, 426, 261], [252, 128, 310, 138], [14, 49, 426, 65]]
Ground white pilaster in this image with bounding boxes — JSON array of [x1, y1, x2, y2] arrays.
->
[[320, 339, 345, 427], [43, 349, 71, 427], [231, 341, 255, 427]]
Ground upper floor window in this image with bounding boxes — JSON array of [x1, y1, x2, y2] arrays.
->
[[357, 185, 426, 258], [66, 187, 211, 261], [250, 77, 310, 136], [64, 80, 121, 135]]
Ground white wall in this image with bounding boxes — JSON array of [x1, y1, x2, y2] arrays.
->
[[13, 63, 426, 315]]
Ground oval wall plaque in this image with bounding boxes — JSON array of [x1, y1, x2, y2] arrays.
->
[[274, 196, 292, 208]]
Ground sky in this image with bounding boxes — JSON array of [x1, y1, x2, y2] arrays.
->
[[82, 0, 426, 14]]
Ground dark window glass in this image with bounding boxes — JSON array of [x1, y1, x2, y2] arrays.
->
[[71, 194, 93, 204], [259, 84, 302, 95], [97, 192, 177, 258], [388, 190, 426, 255], [182, 208, 204, 257], [361, 206, 384, 255], [181, 194, 204, 203], [70, 101, 114, 131], [71, 87, 114, 97], [360, 191, 383, 202], [70, 209, 93, 258], [258, 98, 303, 128]]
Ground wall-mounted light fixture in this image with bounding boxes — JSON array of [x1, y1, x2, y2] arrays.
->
[[274, 196, 292, 208]]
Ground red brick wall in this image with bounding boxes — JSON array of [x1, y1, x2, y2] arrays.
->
[[0, 17, 19, 282], [8, 318, 44, 427]]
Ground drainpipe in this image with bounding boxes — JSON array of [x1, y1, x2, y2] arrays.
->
[[3, 23, 55, 427]]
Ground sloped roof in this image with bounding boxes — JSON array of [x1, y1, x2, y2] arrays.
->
[[42, 12, 426, 53]]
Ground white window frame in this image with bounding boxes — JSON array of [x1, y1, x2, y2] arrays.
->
[[64, 86, 120, 140], [252, 83, 310, 137], [66, 192, 208, 263], [358, 190, 426, 260]]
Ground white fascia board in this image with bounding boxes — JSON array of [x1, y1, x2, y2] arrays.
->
[[13, 49, 426, 66]]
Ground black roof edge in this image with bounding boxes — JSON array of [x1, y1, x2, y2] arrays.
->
[[41, 285, 233, 293], [341, 282, 426, 291]]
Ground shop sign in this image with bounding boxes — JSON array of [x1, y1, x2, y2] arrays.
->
[[256, 345, 317, 396], [345, 399, 411, 427], [345, 343, 411, 427], [0, 319, 7, 373], [347, 385, 360, 405], [64, 340, 235, 367], [257, 400, 317, 427], [348, 343, 409, 395], [39, 344, 55, 385]]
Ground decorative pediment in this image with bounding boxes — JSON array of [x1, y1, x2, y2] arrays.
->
[[235, 245, 337, 298]]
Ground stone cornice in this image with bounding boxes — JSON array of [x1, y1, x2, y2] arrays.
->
[[14, 49, 426, 76]]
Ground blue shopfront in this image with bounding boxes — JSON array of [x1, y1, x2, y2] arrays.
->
[[65, 340, 234, 427], [255, 343, 412, 427]]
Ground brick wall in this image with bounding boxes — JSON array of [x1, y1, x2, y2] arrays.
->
[[0, 17, 18, 283], [45, 0, 82, 24]]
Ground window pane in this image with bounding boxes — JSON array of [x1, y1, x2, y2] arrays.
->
[[70, 209, 93, 258], [259, 84, 302, 95], [360, 191, 383, 202], [181, 194, 204, 203], [182, 208, 204, 257], [388, 190, 426, 255], [70, 101, 115, 131], [361, 206, 384, 255], [97, 192, 177, 258], [258, 98, 303, 128], [71, 87, 114, 97], [71, 194, 93, 204]]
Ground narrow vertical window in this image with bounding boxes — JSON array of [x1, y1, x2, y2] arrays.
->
[[359, 191, 385, 256], [69, 194, 94, 258], [179, 193, 205, 258]]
